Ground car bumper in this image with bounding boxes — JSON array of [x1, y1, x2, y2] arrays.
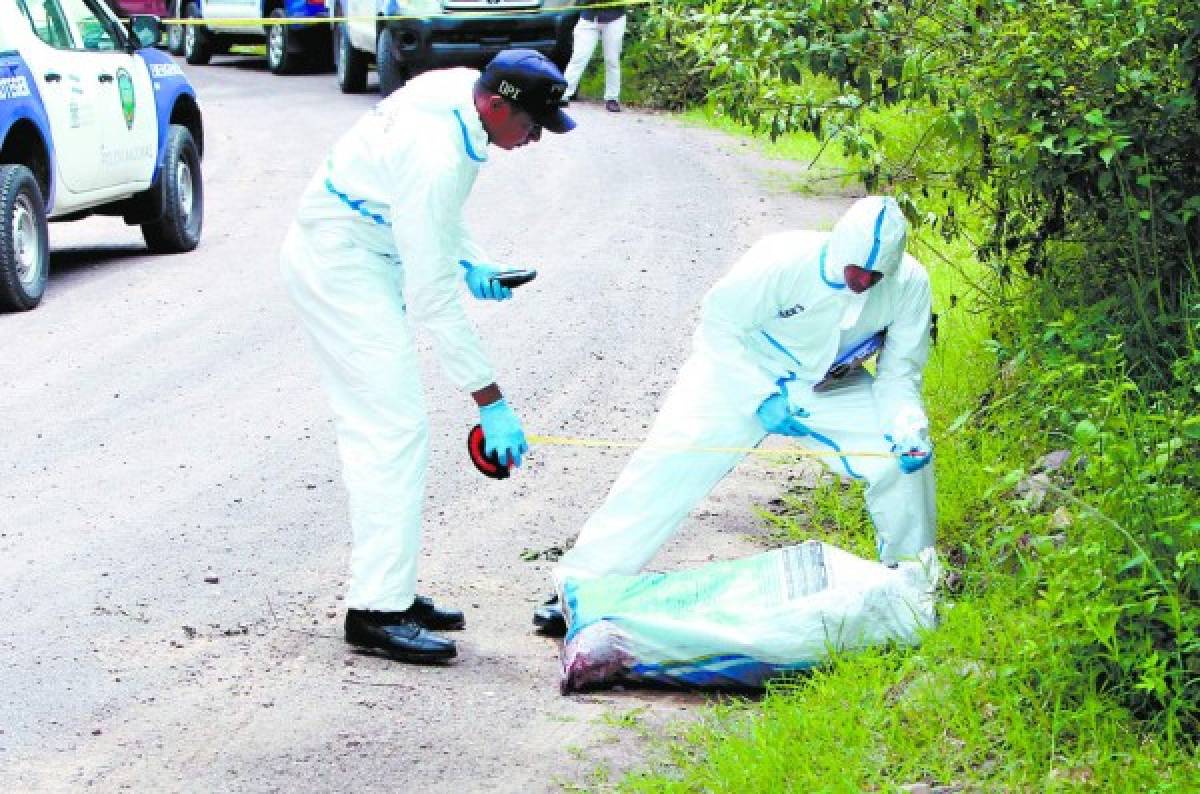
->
[[383, 12, 577, 68]]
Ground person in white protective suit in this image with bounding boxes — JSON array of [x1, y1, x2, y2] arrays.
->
[[534, 196, 936, 636], [280, 50, 575, 663]]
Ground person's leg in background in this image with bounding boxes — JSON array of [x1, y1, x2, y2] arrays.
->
[[563, 17, 601, 100], [600, 14, 627, 110]]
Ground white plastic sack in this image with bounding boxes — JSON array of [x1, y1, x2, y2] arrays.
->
[[558, 541, 939, 693]]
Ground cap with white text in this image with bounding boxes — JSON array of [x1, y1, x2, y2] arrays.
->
[[479, 49, 576, 134]]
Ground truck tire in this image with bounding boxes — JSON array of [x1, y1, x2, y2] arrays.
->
[[183, 2, 213, 65], [266, 9, 299, 75], [165, 1, 185, 55], [142, 125, 203, 254], [332, 5, 367, 93], [377, 27, 409, 98], [0, 165, 49, 312]]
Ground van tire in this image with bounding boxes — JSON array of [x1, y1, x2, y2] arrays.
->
[[182, 2, 214, 65], [142, 126, 203, 254], [266, 9, 299, 74], [377, 27, 409, 98], [165, 1, 185, 55], [332, 7, 367, 93], [0, 165, 49, 312]]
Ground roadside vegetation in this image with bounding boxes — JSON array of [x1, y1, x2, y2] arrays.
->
[[599, 1, 1199, 790]]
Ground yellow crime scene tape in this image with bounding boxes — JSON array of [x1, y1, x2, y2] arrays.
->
[[526, 434, 900, 459], [161, 0, 652, 26], [158, 0, 909, 466]]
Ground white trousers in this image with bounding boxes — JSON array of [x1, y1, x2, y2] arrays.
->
[[279, 223, 427, 611], [556, 355, 936, 581], [563, 15, 627, 101]]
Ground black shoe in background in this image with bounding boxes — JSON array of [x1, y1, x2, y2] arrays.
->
[[345, 609, 457, 663], [605, 99, 621, 113], [532, 593, 567, 638]]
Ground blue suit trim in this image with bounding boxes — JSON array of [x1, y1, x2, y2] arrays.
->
[[819, 244, 845, 289], [453, 109, 486, 163], [325, 177, 391, 227], [761, 331, 804, 369], [809, 429, 864, 479], [863, 205, 886, 271], [820, 204, 889, 283]]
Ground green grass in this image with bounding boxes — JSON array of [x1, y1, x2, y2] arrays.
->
[[609, 85, 1200, 792], [622, 592, 1198, 792]]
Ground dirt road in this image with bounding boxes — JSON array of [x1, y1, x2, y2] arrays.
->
[[0, 56, 850, 791]]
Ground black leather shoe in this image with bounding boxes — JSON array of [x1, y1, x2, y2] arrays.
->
[[532, 593, 567, 638], [407, 594, 466, 631], [345, 609, 457, 663]]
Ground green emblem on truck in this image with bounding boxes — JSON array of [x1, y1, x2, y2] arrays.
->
[[116, 68, 135, 130]]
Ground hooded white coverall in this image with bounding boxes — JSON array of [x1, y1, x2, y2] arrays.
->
[[556, 197, 936, 582], [280, 69, 495, 612]]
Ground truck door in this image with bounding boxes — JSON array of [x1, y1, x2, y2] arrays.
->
[[53, 0, 157, 187], [13, 0, 108, 193]]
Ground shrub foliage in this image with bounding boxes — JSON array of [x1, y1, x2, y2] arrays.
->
[[634, 0, 1198, 366], [628, 0, 1200, 740]]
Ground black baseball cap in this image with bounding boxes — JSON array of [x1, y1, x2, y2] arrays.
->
[[479, 49, 576, 134]]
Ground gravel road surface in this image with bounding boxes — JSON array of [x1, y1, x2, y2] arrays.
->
[[1, 55, 851, 792]]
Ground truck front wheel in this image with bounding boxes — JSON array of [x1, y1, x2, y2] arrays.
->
[[266, 9, 300, 75], [165, 1, 185, 55], [0, 165, 49, 312], [332, 5, 367, 93], [182, 2, 214, 65], [142, 126, 203, 254], [377, 27, 409, 98]]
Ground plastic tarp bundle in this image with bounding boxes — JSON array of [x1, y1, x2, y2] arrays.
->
[[558, 542, 939, 693]]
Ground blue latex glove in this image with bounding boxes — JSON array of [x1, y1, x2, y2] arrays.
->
[[887, 433, 933, 473], [755, 394, 812, 437], [461, 260, 512, 302], [479, 399, 528, 468]]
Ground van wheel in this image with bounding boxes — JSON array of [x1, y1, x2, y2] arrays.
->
[[142, 126, 203, 253], [0, 165, 49, 312], [182, 2, 213, 65], [377, 27, 409, 98], [332, 6, 367, 93], [266, 9, 299, 74], [166, 2, 185, 55]]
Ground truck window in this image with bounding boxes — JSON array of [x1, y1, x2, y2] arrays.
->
[[57, 0, 123, 51], [15, 0, 76, 49]]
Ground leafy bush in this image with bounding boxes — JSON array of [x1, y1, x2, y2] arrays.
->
[[622, 0, 1200, 738], [989, 300, 1200, 738], [632, 0, 1200, 376]]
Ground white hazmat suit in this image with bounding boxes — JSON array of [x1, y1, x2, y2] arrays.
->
[[280, 69, 495, 612], [556, 196, 936, 583]]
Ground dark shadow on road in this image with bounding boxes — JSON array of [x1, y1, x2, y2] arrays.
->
[[203, 56, 335, 76], [205, 56, 270, 73], [49, 244, 151, 278]]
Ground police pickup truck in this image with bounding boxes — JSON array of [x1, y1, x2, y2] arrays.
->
[[0, 1, 204, 312], [178, 0, 332, 74], [332, 0, 578, 96]]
